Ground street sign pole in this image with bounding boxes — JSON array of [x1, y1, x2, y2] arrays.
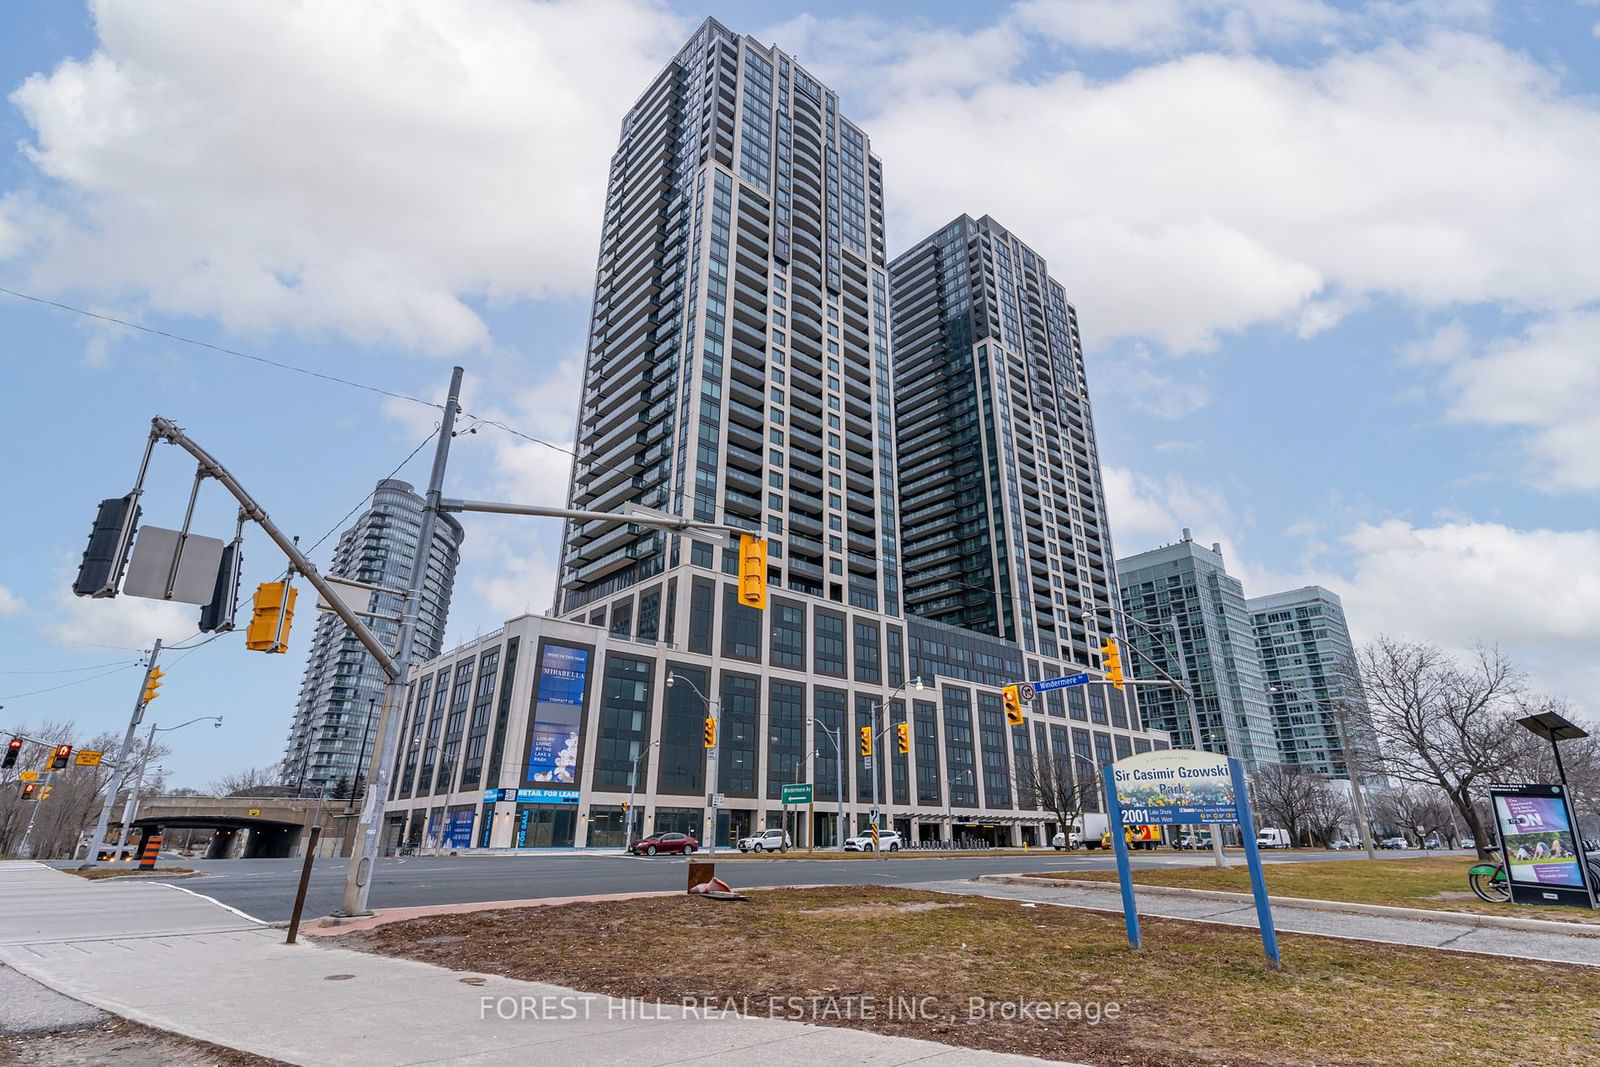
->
[[1101, 762, 1141, 951], [1230, 756, 1281, 970]]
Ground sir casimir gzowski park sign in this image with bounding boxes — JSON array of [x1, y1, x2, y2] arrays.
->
[[1108, 750, 1237, 825], [1102, 749, 1281, 969]]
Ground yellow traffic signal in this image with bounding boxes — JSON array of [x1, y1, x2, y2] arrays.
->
[[703, 717, 716, 748], [737, 535, 767, 610], [49, 744, 73, 770], [895, 721, 910, 755], [141, 666, 165, 705], [1002, 684, 1023, 726], [39, 785, 52, 800], [245, 581, 297, 652], [858, 725, 873, 758], [1101, 639, 1125, 690]]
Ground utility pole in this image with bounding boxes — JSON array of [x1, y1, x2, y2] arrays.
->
[[113, 720, 160, 859], [80, 639, 162, 865], [1168, 616, 1227, 869], [339, 366, 462, 916]]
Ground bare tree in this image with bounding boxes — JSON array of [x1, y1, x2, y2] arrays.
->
[[1303, 780, 1353, 847], [1014, 750, 1101, 844], [0, 720, 168, 859], [1373, 784, 1457, 847], [1351, 637, 1524, 858], [207, 764, 285, 797], [1251, 763, 1324, 844]]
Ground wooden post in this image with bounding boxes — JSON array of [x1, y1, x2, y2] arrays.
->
[[286, 826, 323, 944]]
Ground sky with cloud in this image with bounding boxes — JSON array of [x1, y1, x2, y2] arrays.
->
[[1, 0, 1595, 785]]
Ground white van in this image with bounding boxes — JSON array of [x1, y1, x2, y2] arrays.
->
[[1256, 828, 1292, 849]]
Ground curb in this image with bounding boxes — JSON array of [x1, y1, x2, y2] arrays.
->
[[981, 875, 1600, 937]]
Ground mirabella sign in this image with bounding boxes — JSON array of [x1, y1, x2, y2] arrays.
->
[[1102, 748, 1280, 969]]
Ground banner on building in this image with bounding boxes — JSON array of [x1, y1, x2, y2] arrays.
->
[[526, 643, 589, 784]]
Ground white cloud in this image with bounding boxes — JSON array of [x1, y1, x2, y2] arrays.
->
[[3, 0, 684, 353], [871, 29, 1600, 353], [1436, 310, 1600, 491], [44, 585, 195, 650], [1015, 0, 1340, 55], [0, 586, 24, 616], [1101, 465, 1241, 553]]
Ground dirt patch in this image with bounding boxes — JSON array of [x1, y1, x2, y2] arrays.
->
[[0, 1017, 283, 1066], [338, 884, 1600, 1067], [796, 901, 971, 917]]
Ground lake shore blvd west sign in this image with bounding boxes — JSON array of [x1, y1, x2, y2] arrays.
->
[[1109, 749, 1237, 825]]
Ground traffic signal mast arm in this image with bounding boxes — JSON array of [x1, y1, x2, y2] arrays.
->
[[149, 418, 400, 682], [437, 498, 745, 541]]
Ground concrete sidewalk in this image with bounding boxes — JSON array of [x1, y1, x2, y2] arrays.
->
[[919, 876, 1600, 967], [0, 862, 1061, 1066]]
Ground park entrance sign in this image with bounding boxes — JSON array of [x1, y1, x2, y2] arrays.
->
[[1103, 749, 1280, 969], [1109, 750, 1236, 825]]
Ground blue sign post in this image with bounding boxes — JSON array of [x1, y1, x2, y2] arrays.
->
[[1105, 748, 1281, 970]]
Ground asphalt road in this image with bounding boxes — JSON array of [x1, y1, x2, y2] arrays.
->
[[50, 848, 1462, 923]]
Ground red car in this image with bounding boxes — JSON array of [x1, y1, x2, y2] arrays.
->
[[628, 832, 699, 856]]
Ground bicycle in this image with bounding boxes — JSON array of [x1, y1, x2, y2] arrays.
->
[[1467, 859, 1510, 903]]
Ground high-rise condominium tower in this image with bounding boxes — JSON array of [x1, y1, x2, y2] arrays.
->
[[556, 16, 899, 619], [281, 479, 464, 794], [890, 214, 1122, 666], [1250, 585, 1373, 777]]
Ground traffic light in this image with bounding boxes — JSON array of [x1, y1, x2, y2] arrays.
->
[[71, 495, 141, 598], [20, 782, 37, 801], [703, 717, 716, 748], [141, 667, 165, 705], [858, 725, 873, 758], [244, 581, 297, 652], [1003, 684, 1023, 726], [737, 535, 767, 610], [39, 785, 52, 801], [896, 721, 910, 755], [2, 737, 20, 770], [1101, 639, 1125, 690], [199, 542, 243, 633], [49, 744, 72, 771]]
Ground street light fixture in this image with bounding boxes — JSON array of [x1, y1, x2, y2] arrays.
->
[[808, 716, 847, 850], [667, 672, 721, 856], [622, 739, 660, 853], [861, 677, 929, 859], [1269, 682, 1377, 859]]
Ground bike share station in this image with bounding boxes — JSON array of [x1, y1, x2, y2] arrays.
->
[[1102, 748, 1282, 969], [1471, 710, 1599, 911]]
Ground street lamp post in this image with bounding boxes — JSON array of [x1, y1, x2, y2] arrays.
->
[[864, 677, 928, 859], [1270, 682, 1377, 860], [947, 768, 973, 846], [666, 673, 721, 856], [623, 739, 659, 853], [113, 715, 223, 861], [810, 717, 846, 849]]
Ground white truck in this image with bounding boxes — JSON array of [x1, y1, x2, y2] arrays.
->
[[1256, 828, 1292, 849]]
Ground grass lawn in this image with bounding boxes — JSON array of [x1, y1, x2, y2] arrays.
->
[[1034, 856, 1600, 925], [68, 866, 194, 880], [342, 885, 1600, 1066]]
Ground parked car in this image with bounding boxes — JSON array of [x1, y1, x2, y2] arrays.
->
[[1177, 833, 1213, 850], [1326, 839, 1354, 850], [737, 828, 792, 852], [1256, 828, 1292, 849], [1050, 829, 1084, 850], [1460, 837, 1476, 850], [628, 832, 698, 856], [843, 829, 902, 851], [1380, 836, 1409, 850]]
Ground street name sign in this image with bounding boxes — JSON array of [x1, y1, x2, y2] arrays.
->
[[781, 783, 813, 805]]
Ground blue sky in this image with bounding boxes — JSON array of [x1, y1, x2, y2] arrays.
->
[[1, 0, 1597, 786]]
